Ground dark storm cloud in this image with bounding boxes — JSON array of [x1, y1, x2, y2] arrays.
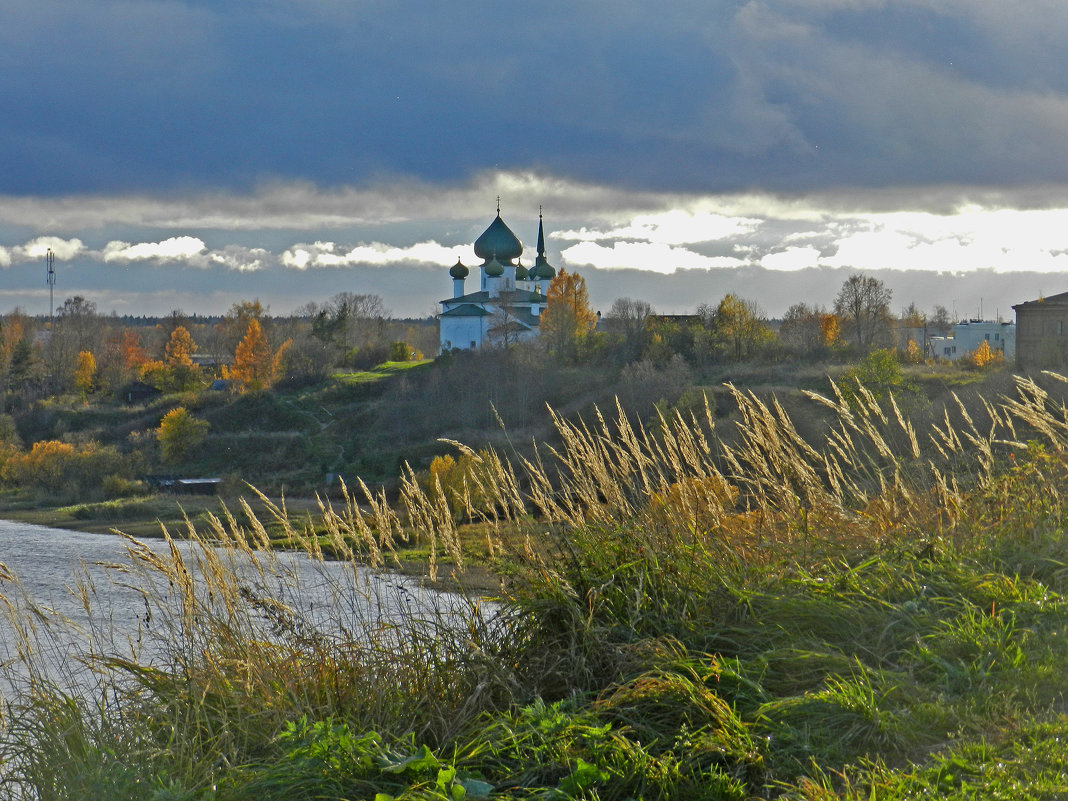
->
[[5, 1, 1068, 195]]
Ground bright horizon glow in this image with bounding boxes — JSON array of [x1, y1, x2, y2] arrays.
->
[[0, 176, 1065, 318]]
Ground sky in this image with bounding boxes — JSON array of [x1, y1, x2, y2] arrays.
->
[[4, 1, 1068, 321]]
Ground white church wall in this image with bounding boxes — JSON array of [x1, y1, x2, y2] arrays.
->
[[440, 316, 487, 351]]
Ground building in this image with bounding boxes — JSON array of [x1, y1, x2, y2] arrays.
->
[[1012, 291, 1068, 371], [121, 380, 162, 405], [438, 209, 557, 351], [927, 319, 1016, 362]]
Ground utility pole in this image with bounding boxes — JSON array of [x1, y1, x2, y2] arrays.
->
[[46, 248, 56, 327]]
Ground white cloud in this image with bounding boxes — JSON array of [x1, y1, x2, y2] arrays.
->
[[280, 240, 462, 270], [16, 236, 85, 261], [209, 246, 272, 273], [761, 247, 822, 271], [7, 174, 1068, 316], [561, 241, 746, 273], [555, 209, 762, 246], [818, 207, 1068, 273], [102, 236, 206, 263]]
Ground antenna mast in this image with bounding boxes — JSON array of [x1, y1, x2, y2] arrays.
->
[[46, 248, 56, 327]]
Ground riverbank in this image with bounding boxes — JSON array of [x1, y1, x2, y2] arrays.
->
[[0, 491, 328, 536], [0, 492, 504, 595]]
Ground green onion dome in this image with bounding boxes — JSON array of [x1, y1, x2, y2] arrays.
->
[[449, 258, 469, 279], [534, 256, 556, 280], [515, 260, 529, 280], [485, 255, 505, 277], [474, 214, 523, 263]]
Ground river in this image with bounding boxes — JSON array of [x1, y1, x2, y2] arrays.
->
[[0, 519, 482, 697]]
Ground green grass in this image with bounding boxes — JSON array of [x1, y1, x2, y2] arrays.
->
[[3, 372, 1068, 798], [331, 359, 433, 383]]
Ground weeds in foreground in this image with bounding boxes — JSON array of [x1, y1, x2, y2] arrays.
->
[[2, 375, 1068, 797]]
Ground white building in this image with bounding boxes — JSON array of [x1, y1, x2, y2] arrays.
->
[[928, 319, 1016, 361], [438, 210, 557, 351]]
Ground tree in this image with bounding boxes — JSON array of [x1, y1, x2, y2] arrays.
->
[[120, 329, 148, 370], [605, 297, 652, 361], [487, 291, 526, 349], [231, 319, 275, 392], [839, 348, 905, 403], [49, 295, 103, 391], [929, 304, 953, 336], [641, 316, 704, 365], [540, 269, 598, 361], [143, 326, 201, 392], [8, 338, 35, 387], [965, 340, 1004, 370], [74, 351, 96, 395], [156, 407, 209, 463], [165, 325, 196, 368], [0, 314, 28, 411], [217, 299, 268, 354], [709, 294, 774, 362], [779, 303, 829, 357], [900, 302, 926, 328], [55, 296, 100, 350], [389, 341, 415, 361], [834, 275, 893, 349], [821, 314, 842, 349], [309, 292, 390, 350]]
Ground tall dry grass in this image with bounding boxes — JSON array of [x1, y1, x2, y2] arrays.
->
[[395, 373, 1068, 577], [0, 372, 1067, 797]]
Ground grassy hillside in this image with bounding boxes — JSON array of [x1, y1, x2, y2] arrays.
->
[[0, 351, 1023, 543], [0, 367, 1067, 798]]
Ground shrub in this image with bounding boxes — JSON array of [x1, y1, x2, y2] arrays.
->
[[345, 343, 392, 371], [419, 448, 500, 521], [388, 341, 414, 362], [156, 407, 210, 463], [838, 348, 905, 402], [101, 474, 149, 499], [1, 439, 132, 495], [965, 340, 1005, 369]]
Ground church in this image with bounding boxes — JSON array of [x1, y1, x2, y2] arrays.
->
[[438, 208, 557, 351]]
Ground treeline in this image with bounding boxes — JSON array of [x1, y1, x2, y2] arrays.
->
[[0, 293, 436, 410], [580, 275, 965, 368], [0, 272, 1009, 504]]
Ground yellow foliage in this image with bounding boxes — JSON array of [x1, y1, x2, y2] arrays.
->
[[2, 440, 76, 490], [821, 314, 841, 347], [422, 450, 497, 520], [156, 407, 210, 463], [272, 339, 293, 383], [540, 269, 597, 359], [139, 360, 165, 384], [905, 338, 923, 364], [165, 326, 197, 368], [74, 350, 97, 393], [966, 339, 1004, 369], [1, 440, 130, 493]]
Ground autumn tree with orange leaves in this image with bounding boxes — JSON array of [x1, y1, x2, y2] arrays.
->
[[121, 329, 148, 370], [540, 269, 598, 361], [231, 319, 291, 392]]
